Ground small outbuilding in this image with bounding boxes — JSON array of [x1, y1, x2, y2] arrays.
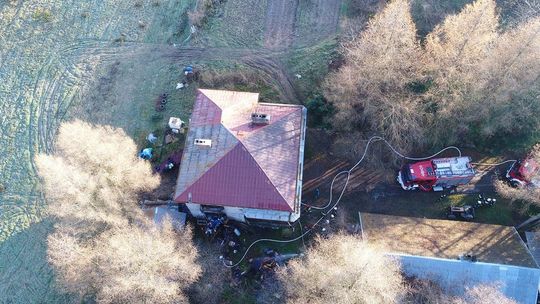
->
[[359, 212, 540, 304]]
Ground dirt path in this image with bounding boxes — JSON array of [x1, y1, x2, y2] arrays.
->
[[165, 45, 299, 103]]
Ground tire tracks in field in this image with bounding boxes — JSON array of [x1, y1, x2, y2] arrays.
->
[[38, 0, 344, 122], [82, 41, 301, 103], [264, 0, 299, 49], [24, 0, 343, 171]]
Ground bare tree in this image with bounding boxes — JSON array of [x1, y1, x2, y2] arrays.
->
[[456, 284, 517, 304], [504, 0, 540, 24], [425, 0, 540, 144], [472, 16, 540, 138], [405, 279, 517, 304], [47, 227, 96, 298], [277, 234, 405, 304], [36, 120, 159, 227], [95, 222, 200, 304], [188, 242, 229, 304], [404, 277, 454, 303], [325, 0, 428, 157], [328, 0, 540, 152], [424, 0, 499, 145], [36, 120, 201, 303]]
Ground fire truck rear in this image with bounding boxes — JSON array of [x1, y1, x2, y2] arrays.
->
[[506, 158, 540, 188], [397, 157, 476, 191]]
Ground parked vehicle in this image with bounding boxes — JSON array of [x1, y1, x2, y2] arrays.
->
[[506, 158, 540, 188], [447, 205, 475, 220], [397, 157, 476, 192]]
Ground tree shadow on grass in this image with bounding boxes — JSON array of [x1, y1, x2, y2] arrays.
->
[[0, 219, 73, 304]]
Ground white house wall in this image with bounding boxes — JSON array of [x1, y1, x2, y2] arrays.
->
[[223, 206, 245, 222], [185, 203, 299, 223], [244, 207, 300, 222], [186, 203, 205, 218]]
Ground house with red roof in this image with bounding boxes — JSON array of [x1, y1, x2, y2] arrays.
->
[[174, 89, 307, 224]]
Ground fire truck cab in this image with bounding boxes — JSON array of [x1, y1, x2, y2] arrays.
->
[[397, 157, 476, 192], [506, 158, 540, 188]]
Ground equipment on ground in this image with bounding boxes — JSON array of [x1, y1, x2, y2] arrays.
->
[[397, 157, 476, 191], [168, 117, 185, 134], [506, 158, 540, 188], [146, 132, 158, 144], [447, 205, 475, 220], [139, 148, 153, 160], [154, 93, 168, 111]]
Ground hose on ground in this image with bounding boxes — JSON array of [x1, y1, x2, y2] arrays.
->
[[222, 136, 462, 268]]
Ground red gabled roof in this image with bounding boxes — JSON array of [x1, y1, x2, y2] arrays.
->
[[176, 144, 290, 211], [174, 89, 306, 212]]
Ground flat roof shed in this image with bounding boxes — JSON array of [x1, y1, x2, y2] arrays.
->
[[359, 212, 538, 268]]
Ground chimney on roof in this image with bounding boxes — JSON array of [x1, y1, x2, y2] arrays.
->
[[251, 113, 271, 125], [194, 139, 212, 148]]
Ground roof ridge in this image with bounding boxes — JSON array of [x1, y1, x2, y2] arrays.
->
[[177, 143, 292, 211], [259, 102, 304, 108], [238, 110, 299, 140], [197, 89, 222, 110], [238, 110, 303, 210], [235, 139, 291, 209], [176, 141, 240, 200], [175, 122, 239, 198]]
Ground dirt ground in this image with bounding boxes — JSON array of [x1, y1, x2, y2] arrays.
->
[[301, 134, 533, 233]]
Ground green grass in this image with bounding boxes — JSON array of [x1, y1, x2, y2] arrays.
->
[[221, 286, 257, 304], [0, 1, 197, 302], [192, 0, 267, 47], [410, 0, 473, 37], [348, 191, 530, 227], [282, 39, 339, 101], [226, 224, 304, 270], [32, 9, 54, 22], [198, 61, 282, 103], [441, 194, 515, 225]]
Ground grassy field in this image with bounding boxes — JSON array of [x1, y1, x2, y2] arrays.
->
[[191, 0, 267, 48], [0, 0, 345, 301], [0, 1, 194, 302], [340, 190, 533, 228]]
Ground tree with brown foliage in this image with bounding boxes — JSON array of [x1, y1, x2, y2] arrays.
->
[[327, 0, 540, 154], [405, 278, 517, 304], [36, 120, 159, 227], [37, 120, 201, 303], [426, 0, 540, 143], [457, 284, 517, 304], [507, 0, 540, 23], [472, 16, 540, 138], [424, 0, 499, 144], [277, 234, 405, 304], [325, 0, 428, 156]]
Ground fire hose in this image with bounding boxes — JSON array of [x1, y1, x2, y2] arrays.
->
[[222, 136, 463, 268]]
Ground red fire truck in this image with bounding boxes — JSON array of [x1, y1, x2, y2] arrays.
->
[[397, 157, 476, 192], [506, 158, 540, 188]]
